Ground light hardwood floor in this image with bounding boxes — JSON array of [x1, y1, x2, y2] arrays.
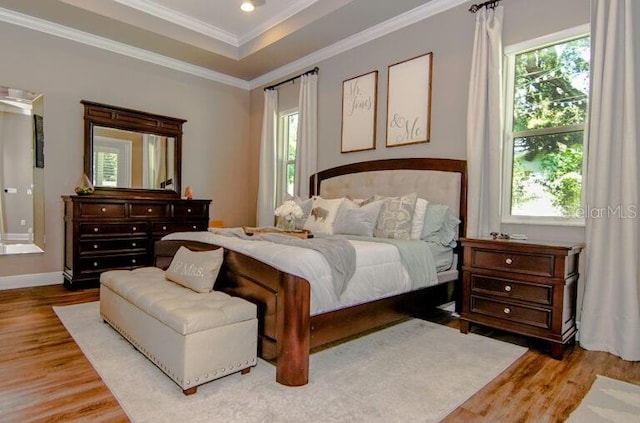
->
[[1, 283, 638, 422]]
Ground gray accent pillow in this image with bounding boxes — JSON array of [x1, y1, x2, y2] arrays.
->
[[420, 203, 450, 239], [334, 198, 384, 237], [373, 193, 417, 239], [165, 246, 224, 293]]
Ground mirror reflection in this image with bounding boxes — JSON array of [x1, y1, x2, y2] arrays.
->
[[92, 126, 176, 190], [0, 85, 44, 255]]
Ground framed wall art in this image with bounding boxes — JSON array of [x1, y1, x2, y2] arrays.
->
[[386, 52, 433, 147], [341, 70, 378, 153]]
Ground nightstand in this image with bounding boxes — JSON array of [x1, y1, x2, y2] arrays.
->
[[459, 237, 584, 359]]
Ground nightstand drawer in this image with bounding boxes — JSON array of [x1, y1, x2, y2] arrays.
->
[[471, 249, 554, 277], [470, 274, 552, 305], [471, 296, 551, 329]]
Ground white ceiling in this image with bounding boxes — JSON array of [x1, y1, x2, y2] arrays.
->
[[0, 0, 467, 88]]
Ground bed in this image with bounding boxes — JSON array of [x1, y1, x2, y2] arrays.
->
[[156, 158, 467, 387]]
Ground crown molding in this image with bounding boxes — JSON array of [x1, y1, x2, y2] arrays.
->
[[112, 0, 240, 47], [0, 7, 250, 90], [0, 0, 465, 91], [248, 0, 467, 89]]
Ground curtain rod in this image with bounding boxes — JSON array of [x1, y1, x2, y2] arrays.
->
[[264, 67, 319, 91], [469, 0, 501, 13]]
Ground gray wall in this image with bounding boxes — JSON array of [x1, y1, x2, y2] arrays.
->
[[249, 0, 590, 246], [0, 22, 250, 279]]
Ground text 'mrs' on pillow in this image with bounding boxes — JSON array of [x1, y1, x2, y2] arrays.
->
[[165, 246, 224, 293]]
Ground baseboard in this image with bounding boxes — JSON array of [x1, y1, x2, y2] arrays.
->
[[0, 272, 63, 290]]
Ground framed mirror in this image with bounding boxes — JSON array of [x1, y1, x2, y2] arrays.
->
[[82, 100, 185, 198]]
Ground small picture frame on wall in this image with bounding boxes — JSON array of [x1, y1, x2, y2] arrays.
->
[[341, 70, 378, 153], [386, 52, 433, 147], [33, 114, 44, 168]]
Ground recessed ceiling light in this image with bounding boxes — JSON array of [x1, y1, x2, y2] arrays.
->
[[241, 1, 255, 12]]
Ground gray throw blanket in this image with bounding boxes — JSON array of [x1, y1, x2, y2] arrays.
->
[[209, 228, 356, 295]]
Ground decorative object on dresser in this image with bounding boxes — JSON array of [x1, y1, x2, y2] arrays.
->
[[459, 237, 584, 359], [62, 196, 210, 289]]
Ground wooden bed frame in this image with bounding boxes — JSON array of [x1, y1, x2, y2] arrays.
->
[[155, 158, 467, 387]]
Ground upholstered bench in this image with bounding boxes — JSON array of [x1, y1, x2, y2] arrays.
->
[[99, 247, 258, 395]]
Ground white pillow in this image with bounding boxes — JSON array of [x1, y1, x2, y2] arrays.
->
[[303, 196, 345, 235], [165, 246, 224, 293], [410, 198, 429, 240]]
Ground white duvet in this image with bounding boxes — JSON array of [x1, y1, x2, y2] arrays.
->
[[162, 231, 445, 315]]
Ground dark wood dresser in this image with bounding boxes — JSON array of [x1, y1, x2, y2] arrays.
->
[[459, 237, 584, 359], [62, 195, 211, 289]]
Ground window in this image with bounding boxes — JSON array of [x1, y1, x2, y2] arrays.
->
[[278, 111, 298, 200], [503, 27, 590, 224]]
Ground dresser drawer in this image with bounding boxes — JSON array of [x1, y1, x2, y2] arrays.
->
[[471, 249, 554, 277], [470, 274, 552, 305], [153, 221, 207, 235], [79, 237, 148, 254], [173, 202, 207, 218], [471, 296, 551, 329], [79, 202, 126, 218], [78, 253, 148, 275], [79, 222, 148, 237], [130, 203, 169, 218]]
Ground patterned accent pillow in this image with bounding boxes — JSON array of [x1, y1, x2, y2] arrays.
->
[[373, 193, 418, 239], [165, 246, 224, 293], [303, 196, 345, 235]]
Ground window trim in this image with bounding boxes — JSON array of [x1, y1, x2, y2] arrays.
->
[[501, 24, 590, 227]]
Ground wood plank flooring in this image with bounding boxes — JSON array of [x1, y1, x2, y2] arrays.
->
[[1, 283, 638, 422]]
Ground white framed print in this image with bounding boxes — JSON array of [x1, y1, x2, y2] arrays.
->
[[341, 71, 378, 153], [386, 53, 433, 147]]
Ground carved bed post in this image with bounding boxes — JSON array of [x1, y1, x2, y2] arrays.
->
[[275, 273, 311, 386]]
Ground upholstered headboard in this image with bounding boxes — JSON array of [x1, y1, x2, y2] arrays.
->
[[310, 158, 468, 238]]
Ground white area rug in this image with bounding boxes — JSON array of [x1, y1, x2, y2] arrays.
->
[[568, 375, 640, 422], [54, 302, 526, 423]]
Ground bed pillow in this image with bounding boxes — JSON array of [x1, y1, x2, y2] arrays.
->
[[410, 198, 429, 240], [420, 203, 450, 239], [303, 196, 345, 235], [373, 193, 417, 239], [165, 246, 224, 293], [333, 198, 384, 237], [421, 205, 461, 248], [291, 196, 313, 230]]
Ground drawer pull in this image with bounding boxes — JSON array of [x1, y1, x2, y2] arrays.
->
[[93, 227, 99, 233], [93, 244, 98, 249], [192, 225, 197, 229], [132, 226, 137, 231], [505, 258, 513, 265], [187, 208, 192, 213], [101, 207, 106, 212], [503, 307, 511, 314], [93, 262, 98, 267], [163, 226, 167, 231], [132, 259, 136, 264], [504, 285, 512, 292], [147, 208, 153, 213], [132, 242, 137, 247]]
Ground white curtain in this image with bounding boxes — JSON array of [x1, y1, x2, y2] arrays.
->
[[256, 89, 279, 227], [580, 0, 640, 361], [465, 6, 504, 237], [294, 73, 318, 199]]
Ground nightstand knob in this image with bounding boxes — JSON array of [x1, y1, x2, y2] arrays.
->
[[503, 307, 511, 314], [505, 257, 513, 265], [147, 208, 153, 213], [504, 285, 512, 292], [101, 207, 106, 212]]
